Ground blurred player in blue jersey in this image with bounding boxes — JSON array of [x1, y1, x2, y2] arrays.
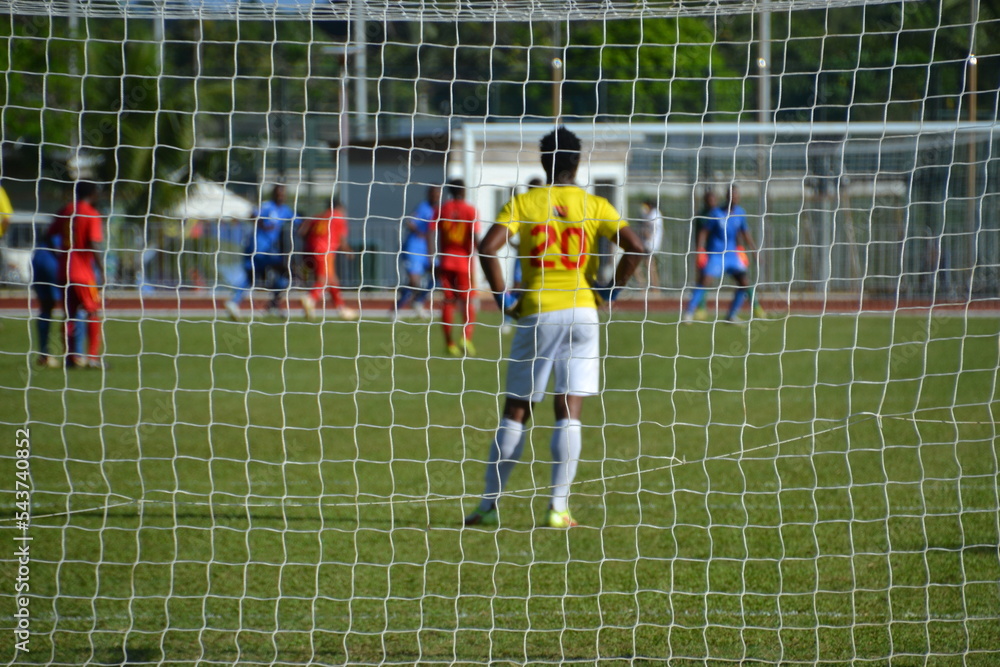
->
[[688, 188, 722, 320], [226, 184, 297, 320], [395, 185, 439, 320], [31, 223, 65, 367], [682, 184, 758, 323]]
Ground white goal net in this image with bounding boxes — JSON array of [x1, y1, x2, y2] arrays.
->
[[1, 1, 998, 664]]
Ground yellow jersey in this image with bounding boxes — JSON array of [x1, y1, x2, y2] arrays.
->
[[496, 184, 626, 314], [0, 186, 11, 238]]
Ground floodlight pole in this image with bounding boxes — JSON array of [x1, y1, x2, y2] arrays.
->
[[324, 44, 365, 213], [966, 0, 978, 297], [339, 54, 350, 213], [352, 0, 368, 139], [552, 21, 563, 123], [757, 0, 773, 293], [552, 57, 564, 122]]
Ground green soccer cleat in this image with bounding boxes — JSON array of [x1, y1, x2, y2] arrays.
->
[[464, 507, 498, 527], [545, 509, 578, 528], [446, 343, 462, 357], [460, 338, 477, 356]]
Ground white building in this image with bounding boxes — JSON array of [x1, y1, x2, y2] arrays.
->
[[449, 122, 632, 220]]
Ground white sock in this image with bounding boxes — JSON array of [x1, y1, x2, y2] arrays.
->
[[549, 419, 582, 513], [480, 418, 526, 511]]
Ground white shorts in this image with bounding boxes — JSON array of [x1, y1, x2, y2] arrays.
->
[[505, 307, 600, 403]]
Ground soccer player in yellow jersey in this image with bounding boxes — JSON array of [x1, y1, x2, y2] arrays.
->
[[0, 182, 12, 238], [466, 127, 645, 528]]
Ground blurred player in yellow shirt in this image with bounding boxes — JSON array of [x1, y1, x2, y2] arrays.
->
[[0, 182, 12, 238], [466, 127, 644, 529]]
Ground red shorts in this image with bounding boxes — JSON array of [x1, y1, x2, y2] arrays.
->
[[67, 282, 101, 314], [437, 269, 471, 300], [305, 252, 335, 283]]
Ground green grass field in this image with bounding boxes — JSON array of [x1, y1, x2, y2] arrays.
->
[[1, 310, 999, 664]]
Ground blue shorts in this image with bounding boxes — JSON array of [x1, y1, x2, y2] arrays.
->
[[245, 253, 289, 289], [401, 252, 430, 278], [31, 250, 61, 305], [703, 252, 747, 279]]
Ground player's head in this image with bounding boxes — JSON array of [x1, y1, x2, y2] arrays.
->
[[331, 195, 342, 209], [271, 184, 287, 205], [528, 177, 543, 189], [427, 185, 441, 206], [539, 127, 581, 184], [75, 180, 99, 203], [446, 179, 465, 200], [642, 198, 657, 213], [703, 188, 718, 209]]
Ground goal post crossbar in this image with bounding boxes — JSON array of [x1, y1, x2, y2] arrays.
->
[[3, 0, 918, 22], [458, 120, 1000, 144]]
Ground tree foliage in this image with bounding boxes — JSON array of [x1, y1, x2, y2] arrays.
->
[[1, 2, 995, 215]]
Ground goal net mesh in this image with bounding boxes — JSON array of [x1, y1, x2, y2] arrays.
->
[[1, 1, 998, 664]]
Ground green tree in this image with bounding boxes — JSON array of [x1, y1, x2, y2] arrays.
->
[[771, 1, 997, 122], [1, 16, 338, 215], [376, 17, 742, 122]]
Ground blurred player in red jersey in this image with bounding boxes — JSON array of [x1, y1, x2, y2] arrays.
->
[[49, 181, 105, 369], [299, 196, 358, 321], [432, 179, 480, 356]]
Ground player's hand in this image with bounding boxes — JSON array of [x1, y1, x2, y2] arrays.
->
[[494, 291, 520, 316], [592, 282, 622, 305]]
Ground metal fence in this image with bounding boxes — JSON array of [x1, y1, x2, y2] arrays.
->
[[629, 123, 999, 299], [4, 124, 996, 300]]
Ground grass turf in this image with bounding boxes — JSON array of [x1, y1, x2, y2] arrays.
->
[[1, 310, 999, 664]]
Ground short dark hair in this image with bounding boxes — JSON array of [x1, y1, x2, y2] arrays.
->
[[643, 198, 657, 208], [539, 127, 581, 183], [75, 181, 99, 201], [446, 178, 465, 199]]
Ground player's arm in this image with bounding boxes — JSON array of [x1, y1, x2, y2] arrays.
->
[[428, 218, 440, 264], [612, 225, 645, 287], [340, 217, 351, 252], [297, 215, 313, 238], [696, 226, 709, 253], [591, 223, 644, 304], [88, 215, 106, 284], [478, 223, 512, 295], [738, 224, 757, 253], [478, 223, 519, 314], [404, 211, 421, 236]]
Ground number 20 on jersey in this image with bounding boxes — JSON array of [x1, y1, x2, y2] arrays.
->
[[529, 224, 588, 269]]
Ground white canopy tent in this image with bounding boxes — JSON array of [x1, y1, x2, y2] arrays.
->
[[168, 181, 255, 220]]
